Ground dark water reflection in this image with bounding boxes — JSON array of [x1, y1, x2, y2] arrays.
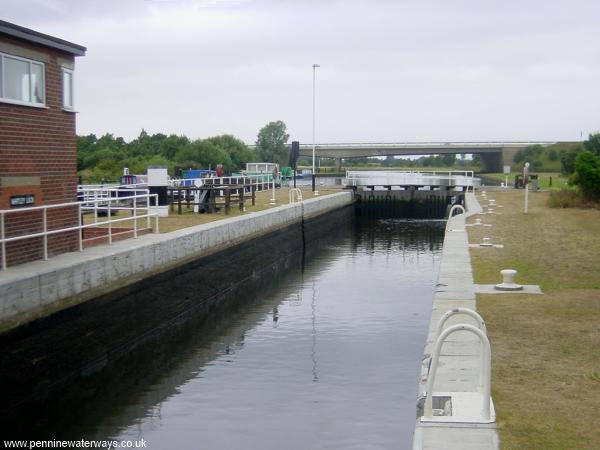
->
[[2, 212, 444, 449], [94, 218, 442, 449]]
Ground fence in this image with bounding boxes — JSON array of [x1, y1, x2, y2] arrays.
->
[[345, 170, 478, 191], [0, 191, 159, 270], [170, 174, 275, 193]]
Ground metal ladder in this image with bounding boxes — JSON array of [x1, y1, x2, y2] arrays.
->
[[422, 317, 495, 423], [289, 188, 303, 204]]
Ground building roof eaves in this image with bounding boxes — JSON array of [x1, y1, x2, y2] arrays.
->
[[0, 20, 86, 56]]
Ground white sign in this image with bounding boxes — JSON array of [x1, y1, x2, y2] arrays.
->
[[503, 165, 511, 174]]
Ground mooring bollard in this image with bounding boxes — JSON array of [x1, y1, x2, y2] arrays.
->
[[480, 237, 493, 247], [494, 269, 523, 291]]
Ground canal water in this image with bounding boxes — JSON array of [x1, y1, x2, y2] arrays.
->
[[1, 209, 444, 449]]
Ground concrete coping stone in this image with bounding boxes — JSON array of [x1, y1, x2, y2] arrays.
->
[[475, 284, 543, 295]]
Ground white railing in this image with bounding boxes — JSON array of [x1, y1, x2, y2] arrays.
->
[[448, 204, 466, 218], [289, 188, 303, 204], [208, 174, 274, 193], [170, 174, 275, 193], [345, 170, 479, 191], [78, 185, 150, 208], [422, 323, 493, 423], [445, 204, 467, 232], [435, 308, 486, 340], [0, 192, 159, 270]]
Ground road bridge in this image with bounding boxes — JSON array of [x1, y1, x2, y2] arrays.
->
[[295, 142, 555, 172]]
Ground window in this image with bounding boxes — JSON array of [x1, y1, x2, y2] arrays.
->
[[62, 68, 74, 110], [0, 52, 45, 107]]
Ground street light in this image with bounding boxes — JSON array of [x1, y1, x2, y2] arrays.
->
[[312, 63, 320, 195]]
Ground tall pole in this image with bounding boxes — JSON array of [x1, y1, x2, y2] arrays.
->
[[312, 63, 320, 195], [523, 161, 530, 214]]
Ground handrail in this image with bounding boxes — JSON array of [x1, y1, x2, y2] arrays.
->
[[423, 324, 492, 422], [448, 204, 466, 218], [435, 308, 486, 339], [0, 192, 159, 270], [434, 309, 487, 386], [344, 170, 479, 191], [289, 188, 303, 204], [170, 174, 274, 193]]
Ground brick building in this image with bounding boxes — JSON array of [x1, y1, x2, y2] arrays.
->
[[0, 20, 86, 267]]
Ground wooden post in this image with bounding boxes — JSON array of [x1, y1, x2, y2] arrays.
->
[[225, 188, 231, 215], [177, 189, 182, 215], [251, 184, 256, 206], [240, 185, 245, 211], [210, 188, 216, 214]]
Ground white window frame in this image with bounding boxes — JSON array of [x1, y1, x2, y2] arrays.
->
[[0, 52, 46, 108], [62, 67, 74, 111]]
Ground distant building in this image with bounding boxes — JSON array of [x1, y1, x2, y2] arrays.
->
[[0, 20, 86, 267]]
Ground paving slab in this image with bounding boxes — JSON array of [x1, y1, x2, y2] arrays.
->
[[475, 284, 543, 294]]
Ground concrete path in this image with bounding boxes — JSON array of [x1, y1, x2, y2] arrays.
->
[[412, 192, 499, 449]]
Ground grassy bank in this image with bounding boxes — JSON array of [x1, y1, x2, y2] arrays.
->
[[468, 190, 600, 449], [480, 172, 569, 190]]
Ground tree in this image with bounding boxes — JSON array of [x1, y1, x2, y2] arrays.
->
[[382, 155, 394, 167], [174, 140, 232, 171], [560, 146, 582, 174], [440, 154, 456, 166], [571, 151, 600, 201], [583, 133, 600, 157], [205, 134, 257, 171], [256, 120, 290, 165]]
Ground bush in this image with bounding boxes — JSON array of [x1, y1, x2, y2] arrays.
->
[[548, 149, 558, 161], [571, 151, 600, 201], [531, 160, 543, 171], [560, 147, 581, 174], [583, 133, 600, 156], [548, 189, 587, 208]]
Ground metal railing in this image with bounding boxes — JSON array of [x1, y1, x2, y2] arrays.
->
[[207, 174, 274, 193], [78, 186, 152, 223], [345, 170, 479, 192], [0, 192, 159, 270], [445, 204, 467, 232], [423, 323, 493, 423], [289, 188, 303, 204], [448, 204, 466, 218], [435, 308, 487, 340], [170, 174, 275, 193]]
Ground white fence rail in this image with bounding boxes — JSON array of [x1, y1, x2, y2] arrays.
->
[[0, 192, 159, 270], [170, 174, 275, 193], [345, 170, 478, 191]]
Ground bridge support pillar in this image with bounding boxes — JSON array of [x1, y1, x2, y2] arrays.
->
[[335, 157, 343, 172], [479, 152, 503, 173], [501, 147, 519, 171]]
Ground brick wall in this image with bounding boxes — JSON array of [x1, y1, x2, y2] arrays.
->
[[0, 35, 79, 267]]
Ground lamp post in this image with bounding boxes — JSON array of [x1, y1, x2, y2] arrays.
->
[[523, 161, 530, 214], [312, 63, 320, 195]]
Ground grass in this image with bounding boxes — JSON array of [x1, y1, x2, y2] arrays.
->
[[83, 187, 343, 233], [480, 172, 569, 190], [468, 189, 600, 449]]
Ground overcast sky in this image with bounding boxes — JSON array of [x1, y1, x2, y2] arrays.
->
[[3, 0, 600, 144]]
